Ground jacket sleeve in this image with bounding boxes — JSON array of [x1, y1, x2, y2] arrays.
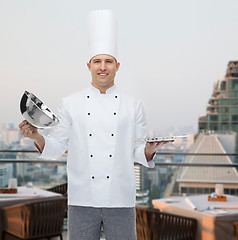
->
[[133, 100, 155, 168], [39, 99, 72, 160]]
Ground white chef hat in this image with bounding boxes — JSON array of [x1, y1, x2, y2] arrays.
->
[[88, 10, 118, 61]]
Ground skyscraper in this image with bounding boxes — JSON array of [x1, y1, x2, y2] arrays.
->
[[198, 61, 238, 155]]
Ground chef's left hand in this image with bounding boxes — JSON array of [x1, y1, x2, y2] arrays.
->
[[145, 140, 174, 162]]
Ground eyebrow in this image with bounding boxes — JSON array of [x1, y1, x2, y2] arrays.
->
[[89, 58, 117, 63]]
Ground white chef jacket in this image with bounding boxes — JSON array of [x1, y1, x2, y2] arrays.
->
[[40, 84, 155, 207]]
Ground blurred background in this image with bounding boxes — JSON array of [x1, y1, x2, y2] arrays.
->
[[1, 0, 237, 135]]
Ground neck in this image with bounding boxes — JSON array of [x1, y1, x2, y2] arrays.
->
[[91, 82, 114, 94]]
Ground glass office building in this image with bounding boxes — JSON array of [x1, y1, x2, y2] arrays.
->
[[198, 61, 238, 155]]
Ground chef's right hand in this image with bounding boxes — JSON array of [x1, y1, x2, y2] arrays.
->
[[19, 120, 39, 140]]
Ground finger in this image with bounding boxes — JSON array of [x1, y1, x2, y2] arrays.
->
[[20, 120, 35, 129], [152, 142, 158, 147], [21, 129, 27, 136], [22, 128, 31, 137], [23, 123, 37, 131], [156, 142, 164, 146], [21, 124, 32, 130], [23, 129, 29, 135], [147, 142, 160, 148], [19, 120, 28, 128], [20, 130, 24, 136]]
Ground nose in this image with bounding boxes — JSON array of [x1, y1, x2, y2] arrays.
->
[[100, 61, 106, 71]]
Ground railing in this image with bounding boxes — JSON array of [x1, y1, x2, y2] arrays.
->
[[1, 150, 238, 165], [1, 150, 238, 205]]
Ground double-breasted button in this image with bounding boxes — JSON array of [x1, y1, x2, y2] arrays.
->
[[115, 96, 118, 98], [90, 155, 93, 157], [88, 113, 91, 115], [87, 96, 90, 98], [107, 176, 110, 179], [89, 133, 92, 136], [92, 176, 95, 179], [111, 134, 114, 136], [109, 155, 112, 158], [114, 112, 116, 115]]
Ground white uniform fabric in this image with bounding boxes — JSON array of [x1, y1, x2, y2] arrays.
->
[[40, 85, 155, 207], [88, 10, 118, 60]]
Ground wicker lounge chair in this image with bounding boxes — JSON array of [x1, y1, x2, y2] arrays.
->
[[3, 197, 66, 240], [46, 183, 67, 197], [46, 183, 68, 218], [136, 205, 197, 240], [233, 222, 238, 240]]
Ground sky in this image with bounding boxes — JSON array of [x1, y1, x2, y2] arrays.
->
[[0, 0, 237, 135]]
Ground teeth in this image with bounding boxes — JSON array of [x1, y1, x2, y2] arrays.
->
[[99, 73, 107, 75]]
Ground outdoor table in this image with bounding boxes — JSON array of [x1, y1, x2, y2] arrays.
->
[[0, 186, 62, 240], [152, 194, 238, 240]]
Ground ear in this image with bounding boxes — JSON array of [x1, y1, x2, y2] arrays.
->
[[87, 62, 91, 71], [116, 62, 120, 72]]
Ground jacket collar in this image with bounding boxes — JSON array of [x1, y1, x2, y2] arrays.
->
[[89, 84, 117, 95]]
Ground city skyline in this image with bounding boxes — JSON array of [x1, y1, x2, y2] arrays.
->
[[0, 0, 238, 133]]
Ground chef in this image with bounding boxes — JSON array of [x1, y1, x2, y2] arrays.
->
[[19, 10, 168, 240]]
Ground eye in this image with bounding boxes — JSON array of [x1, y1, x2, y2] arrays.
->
[[106, 60, 113, 63], [94, 60, 100, 63]]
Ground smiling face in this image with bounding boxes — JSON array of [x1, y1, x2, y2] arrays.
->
[[87, 54, 120, 94]]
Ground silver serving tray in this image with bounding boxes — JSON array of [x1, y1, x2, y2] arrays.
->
[[139, 135, 188, 143]]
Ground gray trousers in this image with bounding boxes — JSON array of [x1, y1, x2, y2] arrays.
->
[[68, 205, 137, 240]]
